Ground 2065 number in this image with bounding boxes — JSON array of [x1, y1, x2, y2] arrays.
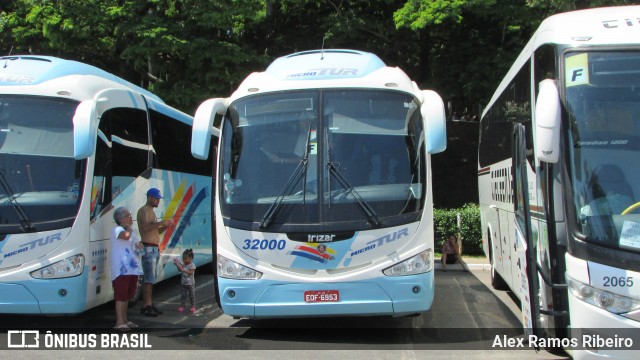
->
[[243, 239, 286, 250], [603, 276, 634, 287]]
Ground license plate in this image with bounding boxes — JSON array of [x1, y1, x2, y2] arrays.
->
[[304, 290, 340, 303]]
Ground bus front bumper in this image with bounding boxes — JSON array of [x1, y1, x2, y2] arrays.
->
[[0, 273, 88, 314], [218, 271, 434, 318]]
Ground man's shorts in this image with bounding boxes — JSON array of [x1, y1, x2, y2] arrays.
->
[[141, 246, 159, 284], [112, 275, 138, 301]]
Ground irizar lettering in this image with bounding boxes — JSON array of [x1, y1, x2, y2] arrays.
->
[[307, 234, 336, 242]]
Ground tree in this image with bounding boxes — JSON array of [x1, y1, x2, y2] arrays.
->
[[394, 0, 634, 117], [1, 0, 267, 113], [2, 0, 636, 115]]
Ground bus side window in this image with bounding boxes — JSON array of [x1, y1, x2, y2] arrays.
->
[[103, 108, 149, 200], [91, 122, 112, 220], [149, 109, 213, 176]]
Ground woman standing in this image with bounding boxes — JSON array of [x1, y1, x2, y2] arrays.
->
[[110, 206, 144, 331]]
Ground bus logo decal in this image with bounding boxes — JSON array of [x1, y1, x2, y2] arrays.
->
[[0, 75, 35, 84], [350, 228, 409, 257], [287, 68, 358, 78], [3, 246, 29, 259], [2, 232, 63, 259], [288, 244, 335, 263]]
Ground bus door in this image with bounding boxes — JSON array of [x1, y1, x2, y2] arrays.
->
[[512, 123, 543, 340], [489, 203, 505, 278], [77, 89, 151, 304]]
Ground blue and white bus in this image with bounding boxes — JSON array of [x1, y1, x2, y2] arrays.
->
[[0, 55, 217, 314], [478, 6, 640, 358], [191, 49, 446, 318]]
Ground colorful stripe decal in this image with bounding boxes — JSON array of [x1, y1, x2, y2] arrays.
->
[[160, 184, 195, 251], [164, 180, 187, 219], [295, 245, 335, 260], [288, 244, 336, 263], [289, 251, 328, 263], [167, 187, 208, 250]]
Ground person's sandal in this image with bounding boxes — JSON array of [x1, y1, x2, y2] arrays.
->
[[114, 324, 130, 332], [141, 305, 158, 317], [126, 322, 139, 328]]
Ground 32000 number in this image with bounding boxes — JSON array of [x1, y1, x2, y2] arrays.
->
[[243, 239, 286, 250]]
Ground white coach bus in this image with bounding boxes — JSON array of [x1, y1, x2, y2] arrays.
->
[[0, 56, 216, 314], [478, 6, 640, 358], [192, 49, 446, 318]]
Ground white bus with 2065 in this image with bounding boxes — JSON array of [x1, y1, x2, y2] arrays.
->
[[478, 6, 640, 359]]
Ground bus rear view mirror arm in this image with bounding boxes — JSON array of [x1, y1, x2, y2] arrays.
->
[[421, 90, 447, 154], [535, 79, 561, 163], [192, 98, 226, 160], [73, 99, 97, 160]]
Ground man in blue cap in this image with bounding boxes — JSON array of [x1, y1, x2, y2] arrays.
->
[[137, 187, 174, 316]]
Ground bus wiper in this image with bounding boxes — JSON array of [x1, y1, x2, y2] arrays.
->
[[259, 126, 313, 229], [0, 168, 35, 232], [326, 162, 382, 228]]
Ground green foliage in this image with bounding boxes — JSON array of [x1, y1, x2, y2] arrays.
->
[[394, 0, 496, 29], [1, 0, 636, 117], [434, 203, 483, 255]]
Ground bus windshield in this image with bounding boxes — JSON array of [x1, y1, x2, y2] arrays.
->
[[565, 51, 640, 254], [220, 90, 425, 231], [0, 95, 84, 232]]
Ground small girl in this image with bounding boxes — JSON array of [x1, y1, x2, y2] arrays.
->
[[173, 249, 196, 313]]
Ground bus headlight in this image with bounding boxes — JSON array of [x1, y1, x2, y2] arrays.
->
[[566, 274, 640, 314], [31, 254, 84, 279], [383, 249, 432, 276], [217, 254, 262, 280]]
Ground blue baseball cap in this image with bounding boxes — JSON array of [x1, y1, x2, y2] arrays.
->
[[146, 188, 163, 199]]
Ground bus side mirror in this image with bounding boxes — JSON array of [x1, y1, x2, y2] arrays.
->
[[421, 90, 447, 154], [192, 98, 226, 160], [73, 100, 97, 160], [535, 79, 561, 163]]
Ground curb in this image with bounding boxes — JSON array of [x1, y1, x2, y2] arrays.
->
[[434, 262, 491, 271]]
